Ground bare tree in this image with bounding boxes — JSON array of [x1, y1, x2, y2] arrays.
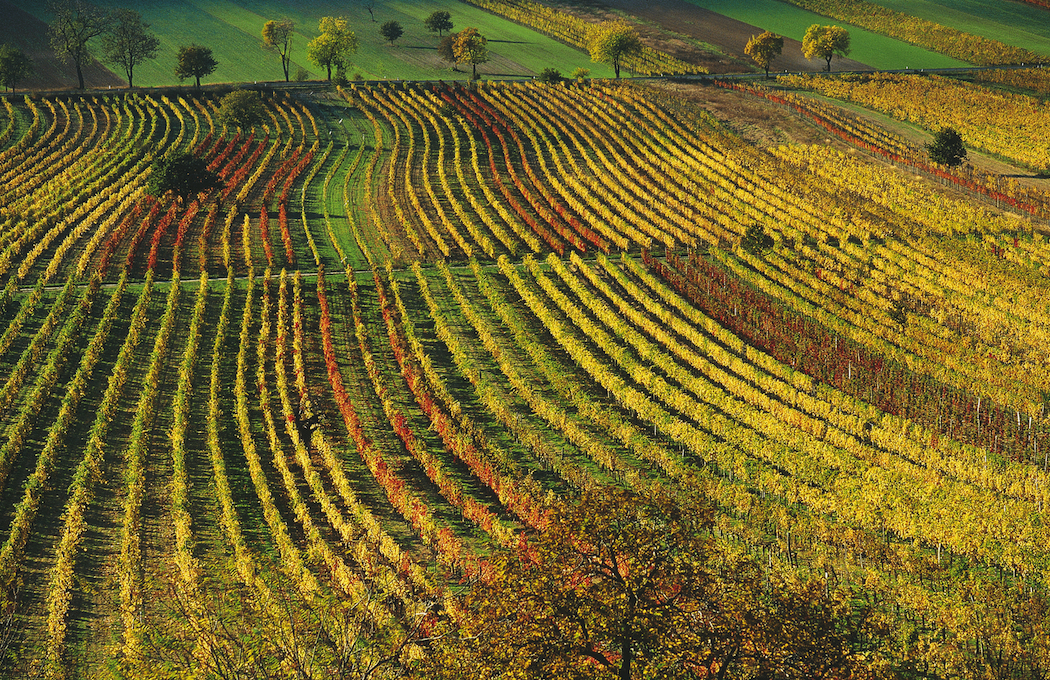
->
[[262, 18, 294, 82], [48, 0, 111, 90], [102, 8, 159, 88]]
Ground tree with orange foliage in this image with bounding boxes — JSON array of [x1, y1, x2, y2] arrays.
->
[[424, 485, 882, 679]]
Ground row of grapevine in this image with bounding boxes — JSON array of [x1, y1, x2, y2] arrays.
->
[[722, 78, 1050, 218], [461, 0, 705, 75], [116, 274, 178, 662], [776, 73, 1050, 171]]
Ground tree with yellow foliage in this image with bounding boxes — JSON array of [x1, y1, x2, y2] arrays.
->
[[802, 24, 850, 72], [745, 31, 784, 79], [307, 16, 358, 81], [453, 27, 488, 79], [588, 21, 641, 79]]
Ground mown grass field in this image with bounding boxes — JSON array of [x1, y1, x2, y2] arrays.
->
[[8, 0, 615, 87]]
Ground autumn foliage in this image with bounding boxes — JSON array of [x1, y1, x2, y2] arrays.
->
[[425, 487, 881, 680]]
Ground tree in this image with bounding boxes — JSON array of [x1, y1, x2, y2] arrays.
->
[[262, 18, 295, 82], [47, 0, 111, 90], [307, 17, 358, 82], [424, 10, 453, 37], [745, 31, 784, 79], [175, 44, 217, 89], [437, 32, 458, 70], [741, 223, 775, 255], [380, 20, 403, 46], [588, 21, 642, 79], [362, 0, 376, 23], [425, 487, 879, 680], [101, 9, 159, 89], [926, 126, 967, 166], [147, 151, 220, 202], [453, 27, 488, 79], [538, 67, 563, 83], [802, 24, 850, 72], [0, 45, 32, 92], [217, 89, 265, 129]]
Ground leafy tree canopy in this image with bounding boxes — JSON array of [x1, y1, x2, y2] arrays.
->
[[380, 20, 404, 46], [217, 89, 265, 129], [538, 66, 563, 83], [926, 126, 968, 167], [588, 21, 642, 79], [437, 32, 458, 69], [147, 151, 220, 202], [741, 223, 775, 255], [453, 27, 488, 78], [307, 16, 358, 81], [802, 24, 850, 72], [424, 486, 881, 680], [0, 44, 33, 92], [424, 10, 453, 37], [175, 43, 217, 88], [262, 18, 295, 82], [745, 31, 784, 79], [101, 8, 159, 89]]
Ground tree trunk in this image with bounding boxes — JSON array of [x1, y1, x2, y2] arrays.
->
[[614, 58, 621, 79], [326, 63, 332, 81], [619, 639, 633, 680], [195, 75, 201, 89], [75, 60, 85, 90]]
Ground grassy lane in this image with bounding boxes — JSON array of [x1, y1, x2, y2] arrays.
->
[[5, 0, 611, 87], [323, 100, 375, 269], [183, 284, 235, 581]]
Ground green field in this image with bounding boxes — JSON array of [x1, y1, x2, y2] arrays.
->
[[683, 0, 967, 69], [10, 0, 615, 86], [867, 0, 1050, 57]]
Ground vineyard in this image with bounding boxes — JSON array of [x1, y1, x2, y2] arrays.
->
[[0, 73, 1048, 677]]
